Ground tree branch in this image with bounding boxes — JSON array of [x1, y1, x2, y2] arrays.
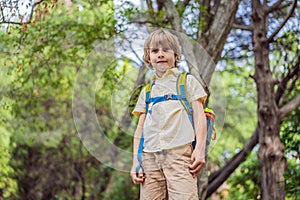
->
[[0, 0, 45, 24], [207, 127, 259, 197], [146, 0, 154, 16], [232, 23, 253, 31], [180, 0, 190, 9], [211, 0, 221, 16], [196, 0, 240, 84], [266, 0, 284, 12], [128, 19, 162, 27], [197, 0, 212, 41], [275, 53, 300, 104], [271, 1, 294, 12], [267, 0, 297, 43], [279, 94, 300, 120], [265, 0, 294, 13], [0, 2, 3, 21], [277, 2, 294, 10], [163, 0, 182, 32], [175, 0, 190, 17]]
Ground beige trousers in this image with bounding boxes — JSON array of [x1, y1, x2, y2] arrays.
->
[[140, 144, 198, 200]]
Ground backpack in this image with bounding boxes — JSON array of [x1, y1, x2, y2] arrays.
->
[[136, 72, 216, 174]]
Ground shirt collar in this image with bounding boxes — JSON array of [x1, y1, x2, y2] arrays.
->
[[152, 67, 180, 81]]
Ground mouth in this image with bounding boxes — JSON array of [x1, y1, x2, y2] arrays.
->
[[157, 61, 167, 64]]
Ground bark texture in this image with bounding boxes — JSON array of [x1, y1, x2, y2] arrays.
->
[[208, 1, 299, 198], [252, 1, 291, 199]]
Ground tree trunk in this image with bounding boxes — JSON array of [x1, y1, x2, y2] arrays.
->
[[163, 0, 241, 87], [195, 0, 241, 85], [251, 1, 287, 199]]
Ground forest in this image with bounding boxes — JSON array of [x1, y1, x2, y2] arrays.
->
[[0, 0, 299, 199]]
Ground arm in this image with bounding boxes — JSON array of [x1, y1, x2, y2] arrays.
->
[[189, 100, 207, 178], [130, 113, 146, 184]]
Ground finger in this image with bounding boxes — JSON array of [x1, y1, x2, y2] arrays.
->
[[190, 163, 203, 173], [189, 160, 204, 172], [130, 171, 145, 183], [130, 170, 144, 178], [133, 176, 145, 184], [190, 158, 206, 168], [189, 163, 204, 177], [189, 160, 201, 170]]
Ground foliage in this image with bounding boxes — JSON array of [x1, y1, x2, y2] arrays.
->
[[281, 107, 300, 157], [10, 135, 112, 199], [0, 0, 122, 199], [281, 82, 300, 199], [227, 107, 300, 200], [2, 0, 115, 144], [227, 152, 261, 199], [103, 171, 139, 200], [208, 62, 257, 166], [277, 20, 300, 199], [0, 111, 18, 198], [284, 158, 300, 199], [0, 27, 18, 200]]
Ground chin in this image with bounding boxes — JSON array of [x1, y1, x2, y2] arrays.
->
[[156, 64, 171, 69]]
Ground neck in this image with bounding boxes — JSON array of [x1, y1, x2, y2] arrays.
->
[[155, 66, 175, 78], [156, 71, 164, 78]]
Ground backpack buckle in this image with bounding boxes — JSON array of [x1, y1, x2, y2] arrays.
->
[[164, 94, 173, 100]]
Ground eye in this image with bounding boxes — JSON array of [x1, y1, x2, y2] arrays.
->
[[151, 48, 158, 53], [163, 47, 170, 52]]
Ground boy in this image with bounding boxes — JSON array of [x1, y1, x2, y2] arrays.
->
[[130, 29, 207, 199]]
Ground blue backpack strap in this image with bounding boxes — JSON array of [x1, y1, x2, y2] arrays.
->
[[136, 83, 152, 174], [136, 132, 144, 173], [146, 94, 182, 114]]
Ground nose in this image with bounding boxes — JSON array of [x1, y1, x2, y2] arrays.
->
[[158, 49, 164, 58]]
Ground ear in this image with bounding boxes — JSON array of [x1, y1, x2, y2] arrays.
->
[[145, 51, 151, 62], [143, 53, 151, 65]]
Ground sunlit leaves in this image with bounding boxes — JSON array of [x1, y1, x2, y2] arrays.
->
[[0, 0, 119, 198], [227, 152, 261, 199]]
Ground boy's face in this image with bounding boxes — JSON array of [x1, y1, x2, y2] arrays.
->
[[149, 44, 176, 77]]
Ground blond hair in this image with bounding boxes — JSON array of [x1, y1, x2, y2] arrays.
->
[[143, 29, 181, 69]]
